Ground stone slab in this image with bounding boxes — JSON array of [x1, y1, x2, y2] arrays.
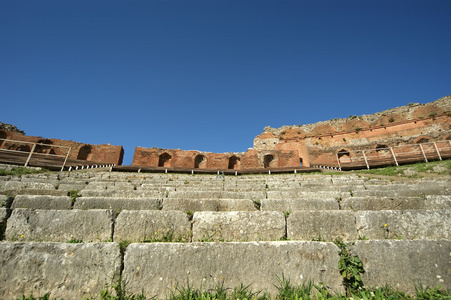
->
[[340, 196, 451, 211], [122, 241, 344, 298], [2, 189, 68, 197], [168, 191, 266, 200], [12, 195, 72, 210], [0, 242, 121, 300], [266, 191, 341, 200], [74, 197, 162, 211], [5, 209, 114, 242], [261, 199, 339, 211], [355, 210, 451, 240], [352, 240, 451, 293], [0, 181, 56, 191], [288, 211, 358, 241], [192, 211, 285, 242], [57, 183, 89, 192], [162, 199, 258, 212], [114, 210, 191, 242], [80, 189, 164, 198]]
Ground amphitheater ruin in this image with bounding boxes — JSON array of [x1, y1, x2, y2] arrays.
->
[[0, 95, 450, 299]]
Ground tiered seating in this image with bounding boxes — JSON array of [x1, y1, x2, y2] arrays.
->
[[0, 170, 450, 299]]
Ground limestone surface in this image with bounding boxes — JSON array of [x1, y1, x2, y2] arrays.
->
[[261, 198, 339, 211], [5, 209, 114, 242], [74, 197, 162, 211], [192, 211, 285, 242], [162, 198, 258, 212], [12, 195, 72, 210], [352, 240, 451, 293], [122, 241, 344, 298], [0, 242, 121, 300], [288, 211, 357, 241], [114, 210, 191, 242], [355, 210, 451, 240]]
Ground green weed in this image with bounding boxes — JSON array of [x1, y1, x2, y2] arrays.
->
[[334, 239, 364, 296], [0, 167, 48, 177]]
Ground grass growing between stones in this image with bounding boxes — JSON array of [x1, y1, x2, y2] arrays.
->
[[0, 167, 49, 176], [354, 160, 451, 177], [14, 282, 451, 300]]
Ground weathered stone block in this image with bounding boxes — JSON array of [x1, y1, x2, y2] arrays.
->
[[355, 210, 451, 240], [340, 196, 445, 211], [168, 190, 266, 200], [162, 199, 258, 212], [57, 183, 88, 191], [288, 211, 357, 241], [12, 195, 72, 210], [74, 197, 162, 211], [0, 242, 121, 300], [192, 211, 285, 242], [80, 189, 164, 198], [266, 190, 341, 200], [5, 209, 114, 242], [352, 240, 451, 293], [262, 199, 339, 211], [122, 242, 344, 298], [114, 210, 191, 242], [0, 181, 56, 191]]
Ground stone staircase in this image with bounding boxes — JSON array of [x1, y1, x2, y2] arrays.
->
[[0, 170, 450, 299]]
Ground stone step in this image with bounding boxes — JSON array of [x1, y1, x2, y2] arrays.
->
[[74, 197, 162, 211], [162, 198, 258, 212], [0, 181, 57, 191], [341, 195, 451, 211], [0, 240, 449, 299], [11, 195, 72, 210], [267, 190, 341, 200], [355, 210, 451, 240], [79, 189, 164, 198], [5, 209, 114, 242], [0, 242, 120, 300], [262, 198, 339, 211], [168, 191, 266, 200], [288, 210, 450, 241], [122, 241, 343, 298], [1, 189, 68, 197], [351, 240, 450, 294], [114, 210, 191, 242], [192, 211, 285, 242]]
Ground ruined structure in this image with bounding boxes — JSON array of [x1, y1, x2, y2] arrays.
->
[[133, 95, 451, 170], [254, 95, 451, 167], [2, 95, 450, 170], [0, 127, 124, 166], [132, 147, 299, 170]]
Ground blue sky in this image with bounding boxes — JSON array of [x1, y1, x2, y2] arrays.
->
[[1, 1, 450, 165]]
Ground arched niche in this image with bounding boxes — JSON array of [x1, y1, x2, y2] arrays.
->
[[158, 153, 172, 167], [337, 149, 351, 163], [77, 145, 93, 160], [194, 154, 206, 168], [228, 156, 240, 169], [17, 145, 31, 152], [36, 139, 53, 154], [263, 154, 275, 168], [416, 137, 429, 144], [375, 144, 389, 154]]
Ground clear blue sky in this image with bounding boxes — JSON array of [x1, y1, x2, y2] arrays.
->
[[1, 1, 450, 165]]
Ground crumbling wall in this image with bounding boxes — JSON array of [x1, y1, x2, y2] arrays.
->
[[254, 95, 451, 166], [0, 129, 123, 165], [132, 147, 300, 170]]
